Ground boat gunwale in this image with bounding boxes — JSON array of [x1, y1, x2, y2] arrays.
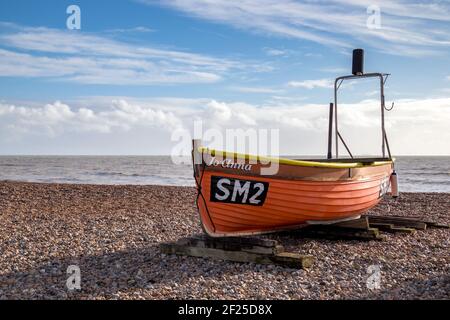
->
[[199, 147, 394, 169]]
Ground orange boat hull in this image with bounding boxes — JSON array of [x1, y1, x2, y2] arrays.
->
[[193, 148, 394, 237]]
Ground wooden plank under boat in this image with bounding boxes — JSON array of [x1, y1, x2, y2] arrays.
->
[[192, 143, 395, 237]]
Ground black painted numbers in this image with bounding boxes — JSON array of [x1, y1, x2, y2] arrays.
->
[[210, 176, 269, 206]]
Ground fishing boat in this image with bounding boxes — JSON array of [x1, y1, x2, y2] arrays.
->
[[192, 49, 399, 237]]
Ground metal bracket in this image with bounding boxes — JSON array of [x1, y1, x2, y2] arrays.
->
[[332, 73, 392, 160], [337, 131, 354, 159]]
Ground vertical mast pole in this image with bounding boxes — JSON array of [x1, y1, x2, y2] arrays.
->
[[327, 103, 334, 159], [380, 75, 386, 158], [334, 80, 339, 159]]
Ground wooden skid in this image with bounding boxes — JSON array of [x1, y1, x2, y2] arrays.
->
[[369, 223, 416, 234], [328, 216, 370, 230], [178, 235, 283, 255], [289, 217, 381, 241], [287, 214, 447, 240], [159, 216, 446, 269], [425, 222, 450, 229], [365, 215, 426, 230], [364, 215, 449, 230], [160, 236, 314, 269], [296, 226, 383, 241]]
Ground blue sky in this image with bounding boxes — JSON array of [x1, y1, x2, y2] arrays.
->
[[0, 0, 449, 155]]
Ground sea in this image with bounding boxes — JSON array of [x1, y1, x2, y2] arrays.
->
[[0, 156, 449, 193]]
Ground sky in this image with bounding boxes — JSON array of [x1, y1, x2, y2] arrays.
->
[[0, 0, 449, 156]]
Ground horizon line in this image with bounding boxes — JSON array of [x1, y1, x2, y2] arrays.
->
[[0, 154, 449, 157]]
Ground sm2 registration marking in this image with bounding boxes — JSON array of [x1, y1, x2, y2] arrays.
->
[[210, 176, 269, 206]]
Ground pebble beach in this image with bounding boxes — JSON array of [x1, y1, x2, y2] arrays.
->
[[0, 181, 448, 300]]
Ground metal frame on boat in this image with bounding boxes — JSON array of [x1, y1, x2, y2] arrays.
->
[[330, 72, 392, 160]]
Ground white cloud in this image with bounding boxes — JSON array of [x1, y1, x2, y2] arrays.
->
[[0, 25, 249, 84], [104, 26, 155, 33], [365, 90, 380, 97], [0, 99, 183, 138], [143, 0, 450, 57], [320, 67, 348, 74], [0, 48, 223, 84], [304, 53, 323, 58], [263, 48, 288, 57], [331, 0, 450, 22], [1, 96, 449, 155], [288, 79, 333, 89], [229, 86, 284, 94]]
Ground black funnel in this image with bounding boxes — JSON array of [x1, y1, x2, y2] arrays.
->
[[352, 49, 364, 75]]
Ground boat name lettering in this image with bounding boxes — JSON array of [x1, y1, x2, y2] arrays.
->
[[210, 176, 269, 206], [207, 157, 252, 171]]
